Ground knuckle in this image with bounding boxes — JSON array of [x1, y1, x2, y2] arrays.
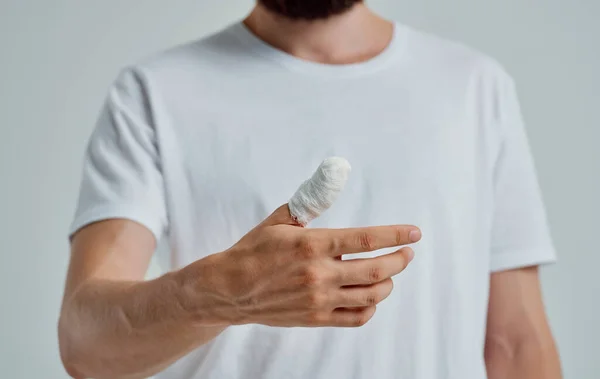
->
[[365, 293, 379, 306], [328, 237, 340, 254], [237, 295, 259, 309], [297, 235, 318, 259], [358, 232, 376, 251], [300, 265, 324, 287], [396, 227, 406, 245], [368, 266, 383, 283]]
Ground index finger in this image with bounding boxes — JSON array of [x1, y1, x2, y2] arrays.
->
[[314, 225, 422, 256]]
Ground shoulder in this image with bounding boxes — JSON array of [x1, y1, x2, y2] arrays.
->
[[147, 25, 241, 68], [106, 23, 244, 109], [400, 24, 521, 127], [400, 23, 516, 88], [114, 23, 243, 88], [398, 25, 526, 146]]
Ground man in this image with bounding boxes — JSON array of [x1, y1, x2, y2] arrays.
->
[[58, 1, 562, 378]]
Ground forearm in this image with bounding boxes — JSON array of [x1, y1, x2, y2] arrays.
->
[[58, 266, 227, 379], [485, 334, 562, 379]]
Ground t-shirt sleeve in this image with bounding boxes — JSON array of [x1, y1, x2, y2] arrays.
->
[[489, 73, 557, 272], [69, 68, 168, 242]]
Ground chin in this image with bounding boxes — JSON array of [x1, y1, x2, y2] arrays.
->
[[258, 0, 363, 20]]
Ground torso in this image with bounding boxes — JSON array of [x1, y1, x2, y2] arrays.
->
[[144, 22, 502, 379]]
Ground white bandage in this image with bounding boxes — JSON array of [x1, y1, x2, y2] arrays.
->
[[288, 157, 352, 226]]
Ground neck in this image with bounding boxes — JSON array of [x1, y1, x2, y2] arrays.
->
[[244, 4, 393, 65]]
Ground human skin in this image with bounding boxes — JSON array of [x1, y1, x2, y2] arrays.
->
[[59, 205, 419, 379], [58, 3, 562, 379]]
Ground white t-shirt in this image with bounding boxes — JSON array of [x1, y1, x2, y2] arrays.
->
[[70, 21, 556, 379]]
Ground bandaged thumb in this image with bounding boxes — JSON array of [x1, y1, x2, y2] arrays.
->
[[288, 157, 351, 226], [260, 157, 350, 228], [262, 157, 352, 227]]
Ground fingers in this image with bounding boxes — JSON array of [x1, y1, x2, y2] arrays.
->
[[334, 278, 394, 308], [319, 306, 377, 328], [263, 157, 351, 228], [313, 225, 421, 257], [337, 247, 414, 286], [288, 157, 352, 226]]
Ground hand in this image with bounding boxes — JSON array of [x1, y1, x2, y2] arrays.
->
[[186, 204, 421, 328]]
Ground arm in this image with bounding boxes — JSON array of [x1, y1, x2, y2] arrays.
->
[[62, 68, 419, 378], [485, 266, 562, 379], [58, 219, 227, 379], [59, 207, 420, 379]]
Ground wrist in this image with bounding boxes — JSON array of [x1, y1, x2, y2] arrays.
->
[[173, 252, 236, 327]]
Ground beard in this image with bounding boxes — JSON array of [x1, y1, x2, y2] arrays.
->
[[258, 0, 363, 20]]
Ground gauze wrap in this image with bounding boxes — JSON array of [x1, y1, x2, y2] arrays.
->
[[288, 157, 351, 226]]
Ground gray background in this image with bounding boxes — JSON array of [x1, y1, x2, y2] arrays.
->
[[1, 1, 598, 378]]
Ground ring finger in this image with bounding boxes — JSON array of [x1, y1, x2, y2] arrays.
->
[[334, 278, 394, 308]]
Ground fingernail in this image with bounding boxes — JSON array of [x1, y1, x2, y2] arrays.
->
[[406, 249, 415, 262], [409, 229, 421, 243]]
